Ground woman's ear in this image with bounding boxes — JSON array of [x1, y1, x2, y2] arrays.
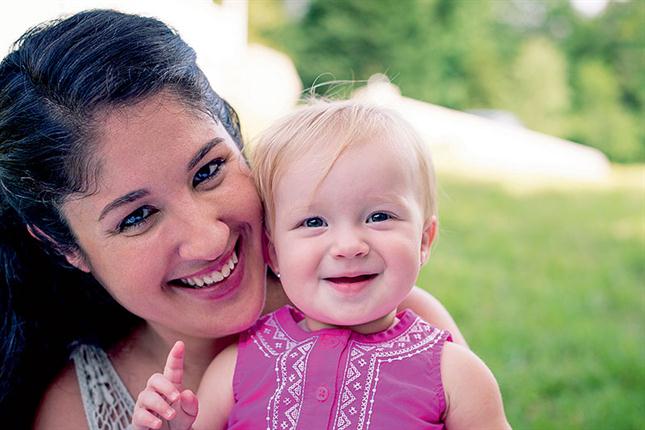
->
[[63, 251, 91, 273], [419, 215, 438, 265], [26, 224, 91, 273]]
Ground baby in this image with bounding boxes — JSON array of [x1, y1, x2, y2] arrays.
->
[[132, 101, 510, 429]]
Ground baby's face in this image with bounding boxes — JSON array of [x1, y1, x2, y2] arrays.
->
[[269, 138, 435, 332]]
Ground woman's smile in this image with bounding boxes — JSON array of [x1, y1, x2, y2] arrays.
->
[[174, 240, 240, 288], [170, 236, 246, 301]]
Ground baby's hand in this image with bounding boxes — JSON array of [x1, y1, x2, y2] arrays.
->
[[131, 341, 199, 430]]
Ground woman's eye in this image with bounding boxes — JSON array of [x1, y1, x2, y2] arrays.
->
[[193, 158, 225, 187], [118, 206, 158, 233], [367, 212, 392, 223], [301, 217, 327, 228]]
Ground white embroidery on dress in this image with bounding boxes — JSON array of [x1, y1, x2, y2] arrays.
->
[[252, 313, 298, 358], [251, 312, 319, 430], [333, 317, 445, 430]]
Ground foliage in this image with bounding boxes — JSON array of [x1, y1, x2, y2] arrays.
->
[[569, 60, 642, 161], [250, 0, 645, 162], [510, 37, 571, 136]]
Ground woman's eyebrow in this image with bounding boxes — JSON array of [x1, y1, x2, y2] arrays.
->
[[98, 189, 150, 221], [187, 137, 224, 171]]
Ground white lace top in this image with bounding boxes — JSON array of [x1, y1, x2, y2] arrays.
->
[[71, 344, 135, 430]]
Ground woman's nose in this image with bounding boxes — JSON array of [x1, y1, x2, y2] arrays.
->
[[176, 210, 230, 261], [331, 231, 369, 259]]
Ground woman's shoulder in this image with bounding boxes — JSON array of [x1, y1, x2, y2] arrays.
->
[[440, 342, 511, 428], [33, 361, 88, 430]]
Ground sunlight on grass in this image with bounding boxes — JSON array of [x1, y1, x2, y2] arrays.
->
[[417, 171, 644, 429], [434, 163, 644, 196]]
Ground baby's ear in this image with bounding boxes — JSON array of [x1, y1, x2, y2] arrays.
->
[[262, 229, 280, 275], [27, 224, 91, 273], [419, 215, 438, 265]]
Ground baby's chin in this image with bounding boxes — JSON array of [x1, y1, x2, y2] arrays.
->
[[305, 309, 396, 332]]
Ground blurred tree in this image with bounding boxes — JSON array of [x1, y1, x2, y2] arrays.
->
[[250, 0, 645, 162], [248, 0, 287, 47], [269, 0, 516, 109], [562, 0, 644, 162], [510, 37, 571, 137], [569, 60, 641, 161]]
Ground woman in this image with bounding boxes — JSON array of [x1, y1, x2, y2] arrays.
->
[[0, 10, 464, 429]]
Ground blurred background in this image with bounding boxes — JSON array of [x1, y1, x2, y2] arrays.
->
[[2, 1, 643, 428]]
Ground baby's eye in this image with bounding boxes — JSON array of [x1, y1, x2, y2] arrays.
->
[[301, 217, 327, 228], [193, 158, 225, 188], [366, 212, 392, 223], [118, 205, 158, 233]]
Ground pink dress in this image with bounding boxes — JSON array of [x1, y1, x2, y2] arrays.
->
[[228, 305, 451, 430]]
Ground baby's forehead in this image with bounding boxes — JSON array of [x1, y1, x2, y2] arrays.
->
[[285, 128, 420, 172], [275, 137, 422, 204]]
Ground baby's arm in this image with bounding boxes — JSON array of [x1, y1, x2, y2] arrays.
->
[[441, 342, 511, 429], [192, 344, 237, 430], [400, 287, 468, 347]]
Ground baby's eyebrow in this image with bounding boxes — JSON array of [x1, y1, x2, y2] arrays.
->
[[280, 203, 312, 215]]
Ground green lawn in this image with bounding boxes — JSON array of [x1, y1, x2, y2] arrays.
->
[[417, 173, 644, 429]]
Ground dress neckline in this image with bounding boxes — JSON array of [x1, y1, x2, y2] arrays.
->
[[274, 305, 418, 344]]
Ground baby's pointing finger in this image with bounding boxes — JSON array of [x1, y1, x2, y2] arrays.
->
[[163, 340, 185, 388]]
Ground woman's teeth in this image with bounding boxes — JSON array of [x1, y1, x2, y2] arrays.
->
[[179, 252, 238, 288]]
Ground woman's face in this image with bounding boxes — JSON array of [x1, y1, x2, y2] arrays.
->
[[62, 93, 266, 340]]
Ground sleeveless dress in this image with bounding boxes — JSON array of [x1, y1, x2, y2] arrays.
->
[[228, 305, 452, 430], [70, 344, 135, 430]]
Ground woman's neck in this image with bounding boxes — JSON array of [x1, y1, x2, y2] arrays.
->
[[111, 323, 236, 391]]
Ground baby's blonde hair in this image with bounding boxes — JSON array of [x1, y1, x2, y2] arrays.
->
[[251, 100, 437, 232]]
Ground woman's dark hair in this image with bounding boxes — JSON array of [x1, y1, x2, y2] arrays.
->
[[0, 9, 243, 424]]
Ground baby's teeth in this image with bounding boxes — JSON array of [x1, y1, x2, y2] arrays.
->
[[228, 259, 234, 269], [222, 266, 230, 277], [203, 275, 214, 284], [194, 278, 204, 287], [232, 253, 238, 264], [186, 278, 195, 286], [212, 271, 224, 282]]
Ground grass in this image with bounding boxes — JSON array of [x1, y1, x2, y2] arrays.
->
[[417, 170, 644, 429]]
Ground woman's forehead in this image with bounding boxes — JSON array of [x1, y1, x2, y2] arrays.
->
[[81, 95, 237, 199], [97, 94, 212, 142]]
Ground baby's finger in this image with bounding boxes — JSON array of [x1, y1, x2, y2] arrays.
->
[[131, 406, 163, 430], [145, 373, 180, 403], [136, 390, 176, 421], [163, 340, 185, 388]]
